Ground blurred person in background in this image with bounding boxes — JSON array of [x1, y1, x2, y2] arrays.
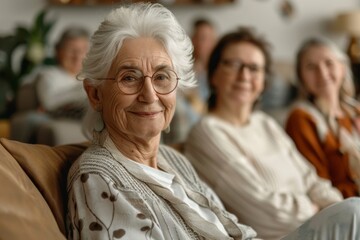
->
[[285, 37, 360, 198], [184, 27, 358, 240], [191, 18, 217, 103], [10, 26, 89, 143], [36, 26, 89, 117], [162, 18, 217, 149]]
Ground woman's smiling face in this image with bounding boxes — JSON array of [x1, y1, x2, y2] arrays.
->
[[211, 41, 266, 109], [299, 45, 345, 100], [88, 37, 177, 141]]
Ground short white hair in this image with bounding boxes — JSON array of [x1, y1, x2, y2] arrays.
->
[[80, 3, 195, 139]]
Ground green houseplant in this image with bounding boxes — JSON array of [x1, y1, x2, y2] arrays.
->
[[0, 9, 55, 118]]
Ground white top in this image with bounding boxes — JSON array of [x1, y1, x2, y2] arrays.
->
[[185, 111, 343, 240], [136, 155, 228, 235], [36, 66, 86, 111]]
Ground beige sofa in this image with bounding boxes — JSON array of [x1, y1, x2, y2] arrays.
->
[[0, 137, 88, 239]]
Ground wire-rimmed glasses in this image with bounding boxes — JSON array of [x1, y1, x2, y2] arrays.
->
[[98, 68, 180, 95]]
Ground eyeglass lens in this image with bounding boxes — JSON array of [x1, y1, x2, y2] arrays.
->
[[116, 69, 178, 95], [221, 59, 264, 74]]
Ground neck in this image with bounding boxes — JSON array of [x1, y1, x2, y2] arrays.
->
[[212, 102, 252, 127], [314, 95, 344, 118], [107, 128, 160, 169]]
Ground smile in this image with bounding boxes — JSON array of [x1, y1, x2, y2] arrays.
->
[[129, 111, 163, 118]]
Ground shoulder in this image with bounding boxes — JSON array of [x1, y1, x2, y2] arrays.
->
[[159, 144, 201, 184], [252, 110, 277, 124], [251, 111, 285, 132], [285, 102, 326, 140], [159, 144, 193, 172], [193, 115, 218, 130], [286, 103, 318, 128], [288, 108, 313, 120], [67, 144, 123, 188], [189, 115, 230, 138], [288, 101, 317, 119]]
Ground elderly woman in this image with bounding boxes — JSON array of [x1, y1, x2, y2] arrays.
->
[[184, 27, 360, 240], [37, 26, 89, 116], [66, 4, 257, 240], [285, 37, 360, 198], [10, 27, 89, 144]]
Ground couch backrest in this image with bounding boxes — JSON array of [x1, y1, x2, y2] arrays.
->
[[0, 138, 88, 240]]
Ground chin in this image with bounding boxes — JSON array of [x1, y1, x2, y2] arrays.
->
[[136, 128, 162, 140]]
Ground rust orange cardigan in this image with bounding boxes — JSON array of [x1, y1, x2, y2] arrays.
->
[[285, 108, 359, 198]]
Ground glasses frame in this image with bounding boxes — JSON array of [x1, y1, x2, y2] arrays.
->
[[220, 59, 265, 76], [97, 69, 180, 95]]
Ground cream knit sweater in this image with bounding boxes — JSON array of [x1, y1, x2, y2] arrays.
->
[[185, 112, 343, 240]]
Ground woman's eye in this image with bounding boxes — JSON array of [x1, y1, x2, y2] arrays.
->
[[154, 74, 169, 81], [305, 64, 316, 71], [156, 75, 168, 80], [122, 75, 137, 81], [248, 65, 260, 72], [228, 61, 239, 69]]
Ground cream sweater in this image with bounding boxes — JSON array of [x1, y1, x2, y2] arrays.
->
[[185, 112, 343, 240]]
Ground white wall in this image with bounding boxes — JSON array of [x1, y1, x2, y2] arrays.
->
[[0, 0, 359, 61]]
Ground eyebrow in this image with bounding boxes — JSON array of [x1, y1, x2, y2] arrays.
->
[[116, 64, 173, 74]]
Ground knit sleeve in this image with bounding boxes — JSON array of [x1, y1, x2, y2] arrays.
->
[[285, 108, 332, 179], [67, 172, 165, 240], [184, 118, 319, 238], [264, 113, 342, 207]]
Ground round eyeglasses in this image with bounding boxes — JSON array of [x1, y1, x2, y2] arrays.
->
[[98, 68, 180, 95]]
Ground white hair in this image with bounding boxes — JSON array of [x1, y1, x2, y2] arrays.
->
[[80, 3, 195, 139]]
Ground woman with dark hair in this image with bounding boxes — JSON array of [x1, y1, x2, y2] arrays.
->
[[185, 27, 360, 240]]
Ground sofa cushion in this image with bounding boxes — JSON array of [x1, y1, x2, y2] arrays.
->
[[0, 138, 88, 239]]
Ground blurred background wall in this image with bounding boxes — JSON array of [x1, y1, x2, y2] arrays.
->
[[1, 0, 359, 61]]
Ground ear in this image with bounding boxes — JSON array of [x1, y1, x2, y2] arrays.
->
[[84, 80, 102, 111]]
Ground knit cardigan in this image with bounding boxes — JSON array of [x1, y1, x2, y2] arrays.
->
[[285, 101, 359, 197], [67, 138, 256, 240]]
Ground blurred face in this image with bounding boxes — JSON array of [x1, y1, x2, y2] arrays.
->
[[299, 45, 345, 100], [87, 37, 177, 141], [211, 41, 266, 109], [57, 37, 89, 76], [192, 24, 216, 61]]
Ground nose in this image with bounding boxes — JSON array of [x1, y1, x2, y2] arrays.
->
[[237, 66, 252, 81], [137, 76, 159, 103], [317, 64, 329, 80]]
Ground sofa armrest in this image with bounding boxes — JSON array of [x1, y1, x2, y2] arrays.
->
[[0, 138, 88, 239]]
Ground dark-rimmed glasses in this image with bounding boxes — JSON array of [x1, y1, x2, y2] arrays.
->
[[221, 59, 264, 76], [98, 68, 180, 95]]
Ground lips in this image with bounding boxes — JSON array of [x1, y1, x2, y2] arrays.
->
[[233, 84, 250, 91], [128, 110, 163, 118]]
